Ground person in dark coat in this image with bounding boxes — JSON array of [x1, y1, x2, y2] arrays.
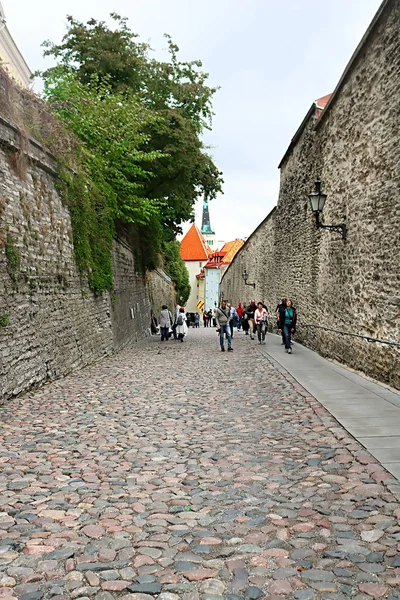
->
[[275, 297, 287, 344]]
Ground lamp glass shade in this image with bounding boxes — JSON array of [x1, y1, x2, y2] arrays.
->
[[242, 271, 248, 282], [309, 191, 327, 213]]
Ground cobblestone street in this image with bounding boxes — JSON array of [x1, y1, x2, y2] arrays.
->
[[1, 328, 400, 600]]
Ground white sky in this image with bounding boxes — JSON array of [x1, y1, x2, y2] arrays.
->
[[5, 0, 382, 244]]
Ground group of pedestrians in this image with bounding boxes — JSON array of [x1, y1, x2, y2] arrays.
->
[[157, 304, 188, 342], [155, 296, 297, 354], [215, 299, 269, 351], [215, 297, 297, 353], [202, 309, 214, 327]]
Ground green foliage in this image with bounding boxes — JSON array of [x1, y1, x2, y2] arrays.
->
[[130, 219, 164, 274], [0, 312, 10, 327], [39, 14, 223, 293], [41, 14, 149, 93], [5, 234, 19, 281], [163, 240, 191, 304]]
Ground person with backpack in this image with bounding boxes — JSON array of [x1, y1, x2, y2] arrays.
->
[[159, 305, 173, 342], [176, 307, 188, 342], [215, 299, 233, 352]]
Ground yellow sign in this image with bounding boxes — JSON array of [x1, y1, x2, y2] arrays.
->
[[197, 301, 204, 310]]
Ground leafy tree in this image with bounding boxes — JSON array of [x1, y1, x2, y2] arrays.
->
[[39, 14, 222, 291]]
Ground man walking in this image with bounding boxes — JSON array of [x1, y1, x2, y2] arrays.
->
[[215, 300, 233, 352]]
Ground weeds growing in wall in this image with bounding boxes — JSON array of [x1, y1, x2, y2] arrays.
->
[[0, 312, 10, 327], [5, 234, 19, 281]]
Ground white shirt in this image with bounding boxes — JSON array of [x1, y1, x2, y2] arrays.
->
[[255, 307, 268, 323]]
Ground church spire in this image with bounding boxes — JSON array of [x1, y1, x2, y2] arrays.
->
[[201, 194, 215, 235]]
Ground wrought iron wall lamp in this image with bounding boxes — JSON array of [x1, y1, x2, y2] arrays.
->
[[242, 270, 256, 289], [309, 179, 347, 240]]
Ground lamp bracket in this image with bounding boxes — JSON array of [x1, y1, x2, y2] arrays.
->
[[315, 212, 347, 241], [244, 281, 256, 289]]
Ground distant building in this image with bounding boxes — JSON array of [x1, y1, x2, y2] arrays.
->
[[180, 223, 211, 313], [204, 251, 224, 311], [180, 198, 245, 313], [204, 240, 245, 309], [0, 2, 32, 88]]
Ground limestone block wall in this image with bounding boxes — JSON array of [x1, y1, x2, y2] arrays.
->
[[110, 233, 175, 348], [0, 116, 174, 401], [222, 209, 276, 309], [221, 0, 400, 389]]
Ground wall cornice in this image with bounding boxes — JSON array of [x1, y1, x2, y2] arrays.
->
[[0, 24, 32, 88]]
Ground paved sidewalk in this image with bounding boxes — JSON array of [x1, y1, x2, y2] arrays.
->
[[262, 332, 400, 485], [0, 328, 399, 600]]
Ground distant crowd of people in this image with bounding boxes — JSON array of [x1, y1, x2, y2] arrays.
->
[[151, 297, 297, 354]]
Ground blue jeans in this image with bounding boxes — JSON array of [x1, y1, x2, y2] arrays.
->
[[283, 324, 292, 349], [219, 324, 232, 350], [160, 326, 169, 341]]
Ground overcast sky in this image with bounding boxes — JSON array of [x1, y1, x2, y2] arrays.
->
[[5, 0, 382, 245]]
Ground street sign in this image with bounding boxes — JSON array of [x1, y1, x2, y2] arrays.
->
[[197, 301, 204, 310]]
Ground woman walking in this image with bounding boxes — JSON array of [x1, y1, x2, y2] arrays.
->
[[176, 307, 188, 342], [278, 299, 297, 354], [254, 301, 268, 345], [159, 305, 173, 342]]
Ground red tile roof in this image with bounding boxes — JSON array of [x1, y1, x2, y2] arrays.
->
[[315, 94, 332, 109], [315, 94, 332, 118], [180, 224, 211, 261], [204, 251, 226, 269]]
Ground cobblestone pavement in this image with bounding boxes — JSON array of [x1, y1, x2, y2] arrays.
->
[[1, 328, 400, 600]]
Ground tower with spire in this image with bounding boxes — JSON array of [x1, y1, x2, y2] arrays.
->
[[200, 194, 216, 249]]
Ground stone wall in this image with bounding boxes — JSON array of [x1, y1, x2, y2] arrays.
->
[[0, 114, 174, 401], [221, 0, 400, 389]]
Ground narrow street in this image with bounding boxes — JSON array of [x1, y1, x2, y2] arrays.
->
[[0, 328, 399, 600]]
